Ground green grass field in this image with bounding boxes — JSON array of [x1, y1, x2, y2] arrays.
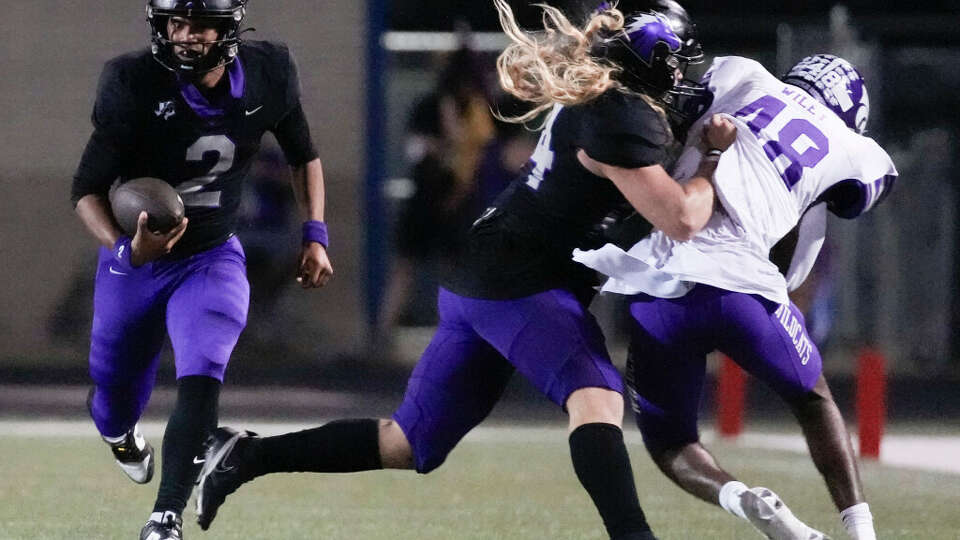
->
[[1, 429, 958, 540]]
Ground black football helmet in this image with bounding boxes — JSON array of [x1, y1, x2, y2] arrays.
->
[[594, 1, 707, 112], [146, 0, 247, 74]]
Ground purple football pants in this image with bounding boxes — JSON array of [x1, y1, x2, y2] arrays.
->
[[87, 237, 249, 438], [626, 284, 822, 452], [393, 287, 623, 473]]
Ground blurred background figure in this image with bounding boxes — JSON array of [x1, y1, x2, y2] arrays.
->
[[477, 96, 540, 210], [234, 145, 301, 352], [374, 39, 537, 360]]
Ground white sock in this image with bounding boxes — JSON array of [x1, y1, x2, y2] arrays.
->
[[147, 510, 179, 524], [718, 480, 749, 520], [102, 433, 126, 445], [840, 502, 876, 540]]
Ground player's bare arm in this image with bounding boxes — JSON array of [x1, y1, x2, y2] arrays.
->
[[291, 157, 333, 288], [75, 194, 125, 249], [578, 114, 736, 241]]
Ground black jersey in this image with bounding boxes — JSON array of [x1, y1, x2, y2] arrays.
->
[[442, 90, 676, 300], [72, 40, 318, 257]]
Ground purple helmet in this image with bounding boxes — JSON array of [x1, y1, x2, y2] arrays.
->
[[782, 54, 869, 134]]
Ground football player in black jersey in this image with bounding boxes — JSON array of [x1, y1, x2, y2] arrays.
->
[[196, 2, 733, 539], [71, 1, 332, 538]]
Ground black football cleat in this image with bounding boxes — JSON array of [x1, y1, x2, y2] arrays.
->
[[196, 427, 258, 531], [139, 511, 182, 540]]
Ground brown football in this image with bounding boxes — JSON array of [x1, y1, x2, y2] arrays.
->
[[110, 177, 185, 236]]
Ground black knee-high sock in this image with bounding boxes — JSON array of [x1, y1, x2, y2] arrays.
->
[[242, 418, 382, 479], [153, 376, 221, 514], [569, 423, 654, 540]]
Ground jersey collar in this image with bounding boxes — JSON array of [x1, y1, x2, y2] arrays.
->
[[177, 57, 246, 121]]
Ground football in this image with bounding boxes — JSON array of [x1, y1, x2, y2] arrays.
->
[[110, 177, 185, 236]]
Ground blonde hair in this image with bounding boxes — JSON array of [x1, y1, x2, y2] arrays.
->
[[494, 0, 626, 123]]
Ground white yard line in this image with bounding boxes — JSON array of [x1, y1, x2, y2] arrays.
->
[[717, 431, 960, 475], [2, 419, 958, 475]]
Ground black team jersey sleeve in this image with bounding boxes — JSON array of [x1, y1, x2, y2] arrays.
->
[[71, 57, 139, 206], [574, 92, 673, 170], [270, 46, 318, 167]]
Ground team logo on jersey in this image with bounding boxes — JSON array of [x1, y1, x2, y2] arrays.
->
[[623, 13, 682, 67], [155, 100, 176, 121]]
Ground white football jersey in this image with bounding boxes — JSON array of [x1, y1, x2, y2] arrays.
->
[[574, 56, 898, 304]]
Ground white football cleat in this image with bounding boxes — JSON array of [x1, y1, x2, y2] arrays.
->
[[107, 423, 155, 484], [741, 487, 831, 540], [87, 388, 153, 484]]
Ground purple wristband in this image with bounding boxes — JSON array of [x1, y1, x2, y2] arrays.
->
[[302, 220, 329, 248]]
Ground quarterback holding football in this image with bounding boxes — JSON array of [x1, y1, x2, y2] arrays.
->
[[71, 1, 332, 538]]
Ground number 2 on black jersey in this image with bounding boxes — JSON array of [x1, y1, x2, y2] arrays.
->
[[176, 135, 235, 207]]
